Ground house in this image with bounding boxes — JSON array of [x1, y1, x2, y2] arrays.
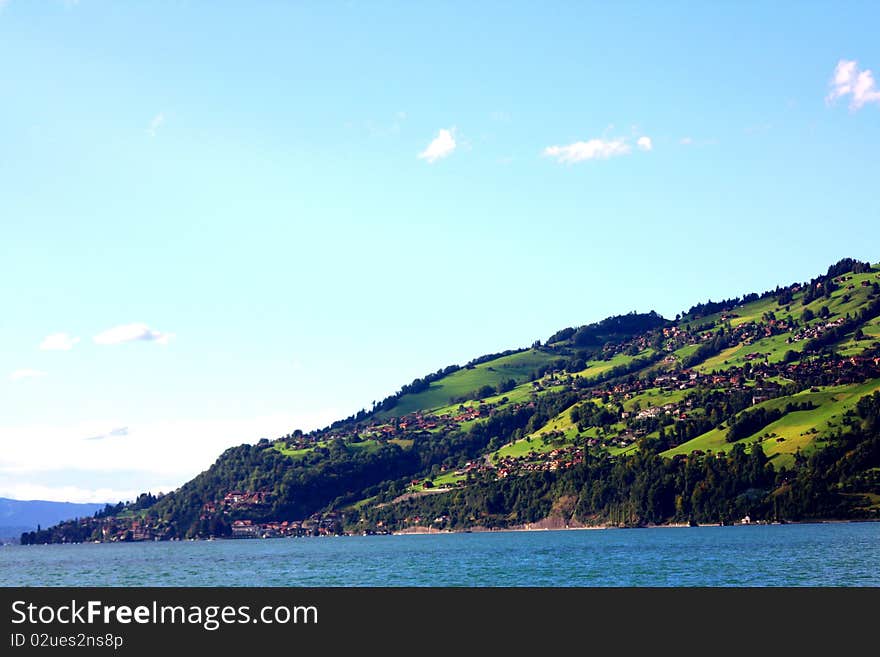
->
[[231, 520, 260, 539]]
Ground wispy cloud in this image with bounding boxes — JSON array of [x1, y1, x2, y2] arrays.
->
[[93, 323, 174, 345], [39, 332, 80, 351], [418, 128, 456, 163], [148, 111, 165, 137], [543, 137, 634, 163], [827, 59, 880, 110], [680, 137, 694, 145], [9, 369, 46, 381], [636, 136, 653, 151], [85, 427, 129, 441]]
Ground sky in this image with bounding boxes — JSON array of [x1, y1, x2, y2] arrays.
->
[[1, 1, 879, 503]]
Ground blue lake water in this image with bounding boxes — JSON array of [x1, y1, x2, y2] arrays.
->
[[2, 523, 878, 586]]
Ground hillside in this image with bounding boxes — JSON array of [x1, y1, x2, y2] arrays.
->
[[24, 258, 880, 543]]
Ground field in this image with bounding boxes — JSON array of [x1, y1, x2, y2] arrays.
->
[[622, 387, 689, 411], [408, 469, 467, 492], [695, 332, 809, 372], [681, 293, 786, 328], [275, 437, 397, 461], [380, 349, 560, 417], [574, 349, 657, 381], [274, 441, 327, 459], [662, 378, 880, 467], [427, 379, 541, 418], [492, 401, 585, 460], [493, 433, 569, 460], [835, 316, 880, 357]]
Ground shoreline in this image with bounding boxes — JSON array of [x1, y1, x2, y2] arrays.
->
[[7, 518, 877, 546], [390, 517, 878, 536]]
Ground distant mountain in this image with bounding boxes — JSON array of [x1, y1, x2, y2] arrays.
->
[[0, 498, 105, 540]]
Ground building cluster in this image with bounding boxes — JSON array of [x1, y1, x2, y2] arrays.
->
[[788, 317, 847, 343], [200, 490, 270, 517], [493, 446, 585, 479], [230, 513, 341, 539]]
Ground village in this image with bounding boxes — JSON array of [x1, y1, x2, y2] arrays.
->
[[228, 515, 343, 539]]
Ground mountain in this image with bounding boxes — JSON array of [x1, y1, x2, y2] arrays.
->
[[0, 498, 105, 542], [25, 258, 880, 543]]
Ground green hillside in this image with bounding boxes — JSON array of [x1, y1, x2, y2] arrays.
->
[[663, 378, 880, 467], [25, 258, 880, 544], [381, 349, 559, 417]]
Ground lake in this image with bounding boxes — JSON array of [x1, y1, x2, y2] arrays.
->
[[2, 522, 878, 586]]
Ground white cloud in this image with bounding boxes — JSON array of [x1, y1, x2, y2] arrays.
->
[[9, 369, 46, 381], [637, 136, 653, 151], [827, 59, 880, 110], [39, 332, 80, 351], [542, 138, 632, 163], [680, 137, 693, 145], [418, 128, 456, 163], [93, 323, 174, 345], [148, 111, 165, 137]]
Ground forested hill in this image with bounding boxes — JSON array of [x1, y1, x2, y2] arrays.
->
[[25, 257, 880, 544]]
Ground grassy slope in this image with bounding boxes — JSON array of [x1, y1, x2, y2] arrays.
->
[[380, 349, 559, 417], [408, 470, 468, 492], [274, 441, 328, 458], [492, 400, 589, 460], [574, 349, 656, 381], [274, 437, 407, 461], [622, 387, 689, 411], [662, 378, 880, 467], [427, 380, 539, 418], [683, 272, 877, 374], [835, 316, 880, 357]]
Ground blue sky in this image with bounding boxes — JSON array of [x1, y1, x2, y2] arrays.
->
[[1, 1, 878, 502]]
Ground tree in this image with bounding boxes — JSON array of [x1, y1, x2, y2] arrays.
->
[[496, 379, 516, 395], [475, 384, 496, 399]]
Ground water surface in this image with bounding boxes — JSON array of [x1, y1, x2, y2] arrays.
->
[[2, 523, 878, 586]]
